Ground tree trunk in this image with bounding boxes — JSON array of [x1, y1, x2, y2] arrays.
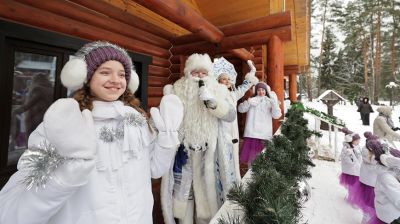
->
[[363, 38, 370, 96], [317, 0, 328, 97], [370, 13, 376, 102], [374, 7, 382, 103]]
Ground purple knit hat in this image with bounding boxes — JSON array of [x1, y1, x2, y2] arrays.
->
[[61, 41, 139, 93], [79, 43, 132, 82], [255, 82, 269, 92], [366, 140, 385, 164]]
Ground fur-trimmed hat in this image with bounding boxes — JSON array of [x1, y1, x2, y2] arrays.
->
[[377, 106, 392, 116], [183, 53, 213, 77], [341, 127, 360, 143], [60, 41, 139, 93], [213, 57, 237, 85]]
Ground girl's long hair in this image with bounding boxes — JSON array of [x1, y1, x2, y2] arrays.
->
[[72, 85, 147, 118]]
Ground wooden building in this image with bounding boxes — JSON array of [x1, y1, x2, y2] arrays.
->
[[0, 0, 310, 222]]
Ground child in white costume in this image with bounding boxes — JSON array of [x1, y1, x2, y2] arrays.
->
[[366, 140, 400, 224], [212, 57, 258, 200], [238, 82, 281, 167], [0, 41, 183, 224]]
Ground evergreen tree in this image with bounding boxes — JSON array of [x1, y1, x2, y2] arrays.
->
[[320, 28, 338, 91]]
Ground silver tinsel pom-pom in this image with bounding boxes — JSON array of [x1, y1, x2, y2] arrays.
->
[[20, 142, 67, 191], [298, 180, 312, 203], [124, 113, 146, 127]]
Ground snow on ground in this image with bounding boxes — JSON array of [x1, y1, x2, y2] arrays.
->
[[301, 100, 400, 224]]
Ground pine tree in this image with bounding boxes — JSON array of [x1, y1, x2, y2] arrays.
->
[[319, 28, 338, 91]]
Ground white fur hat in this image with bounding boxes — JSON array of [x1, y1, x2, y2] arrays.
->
[[60, 41, 139, 93], [183, 53, 213, 78]]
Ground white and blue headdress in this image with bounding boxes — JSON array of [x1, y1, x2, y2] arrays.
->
[[213, 57, 237, 85]]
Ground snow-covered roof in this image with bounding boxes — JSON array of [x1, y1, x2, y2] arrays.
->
[[317, 90, 346, 101]]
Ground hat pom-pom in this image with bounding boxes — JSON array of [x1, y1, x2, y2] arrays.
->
[[60, 58, 87, 91], [128, 69, 140, 93]]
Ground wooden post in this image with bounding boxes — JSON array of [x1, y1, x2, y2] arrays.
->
[[289, 73, 297, 102], [267, 36, 284, 133]]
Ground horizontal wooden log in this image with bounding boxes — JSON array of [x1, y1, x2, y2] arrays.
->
[[148, 87, 164, 97], [219, 12, 291, 36], [152, 56, 171, 68], [172, 12, 291, 45], [149, 65, 170, 77], [0, 0, 171, 58], [133, 0, 223, 43], [171, 26, 291, 55], [229, 49, 254, 61], [170, 55, 181, 64], [148, 76, 169, 87], [253, 49, 263, 57], [170, 64, 181, 74], [69, 0, 175, 40], [15, 0, 171, 49], [253, 57, 263, 64], [148, 97, 162, 108]]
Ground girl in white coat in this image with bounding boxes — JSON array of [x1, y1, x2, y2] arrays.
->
[[238, 82, 281, 167], [213, 57, 258, 186], [0, 41, 183, 224], [339, 128, 362, 206], [366, 140, 400, 224]]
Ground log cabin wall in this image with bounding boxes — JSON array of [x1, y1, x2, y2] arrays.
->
[[0, 0, 175, 109]]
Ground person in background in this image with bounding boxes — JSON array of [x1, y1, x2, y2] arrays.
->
[[373, 106, 400, 147], [160, 53, 237, 224], [358, 97, 374, 126], [238, 82, 281, 168], [0, 41, 183, 224], [212, 57, 258, 194]]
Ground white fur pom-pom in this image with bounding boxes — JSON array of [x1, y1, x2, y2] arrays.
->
[[163, 84, 174, 96], [128, 69, 140, 93], [60, 58, 87, 91]]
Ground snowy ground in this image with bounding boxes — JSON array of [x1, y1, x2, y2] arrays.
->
[[301, 100, 400, 224]]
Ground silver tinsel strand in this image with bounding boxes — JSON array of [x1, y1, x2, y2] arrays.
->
[[20, 142, 68, 191], [124, 113, 146, 127], [99, 126, 125, 143]]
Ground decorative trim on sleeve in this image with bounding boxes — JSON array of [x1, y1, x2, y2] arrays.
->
[[20, 141, 69, 191]]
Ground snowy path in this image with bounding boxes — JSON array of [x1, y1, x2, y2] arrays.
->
[[302, 159, 363, 224]]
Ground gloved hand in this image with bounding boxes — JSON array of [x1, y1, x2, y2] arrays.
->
[[248, 97, 260, 106], [53, 159, 95, 186], [150, 94, 184, 148], [163, 84, 174, 96], [244, 60, 259, 85], [199, 86, 216, 102], [43, 99, 96, 159], [269, 91, 280, 106]]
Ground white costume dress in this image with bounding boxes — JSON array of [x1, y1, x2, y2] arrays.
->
[[0, 99, 179, 224], [340, 142, 362, 176]]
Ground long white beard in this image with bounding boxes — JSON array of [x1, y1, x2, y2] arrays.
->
[[176, 76, 219, 149]]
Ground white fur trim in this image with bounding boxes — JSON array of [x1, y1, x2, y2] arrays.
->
[[163, 84, 174, 95], [128, 69, 140, 93], [245, 72, 259, 85], [184, 53, 213, 78], [173, 198, 189, 219], [60, 58, 87, 91]]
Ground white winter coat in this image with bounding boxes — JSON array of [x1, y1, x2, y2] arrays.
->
[[340, 142, 362, 176], [374, 166, 400, 223], [0, 100, 176, 224], [238, 95, 281, 140], [359, 146, 378, 187]]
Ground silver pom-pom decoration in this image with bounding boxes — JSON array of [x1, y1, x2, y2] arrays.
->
[[20, 141, 67, 191], [298, 180, 312, 203], [99, 126, 116, 143], [124, 113, 146, 127]]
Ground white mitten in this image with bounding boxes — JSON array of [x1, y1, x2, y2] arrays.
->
[[245, 60, 259, 85], [150, 94, 184, 148], [199, 86, 216, 102], [53, 159, 95, 187], [43, 99, 96, 159], [248, 97, 260, 106], [269, 91, 280, 106], [163, 84, 174, 96]]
